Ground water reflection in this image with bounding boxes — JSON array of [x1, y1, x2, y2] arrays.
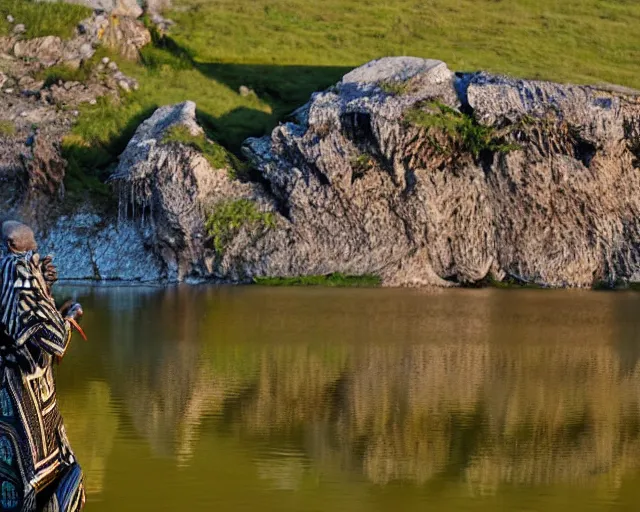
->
[[53, 286, 640, 509]]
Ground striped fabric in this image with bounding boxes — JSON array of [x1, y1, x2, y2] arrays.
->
[[0, 252, 85, 511]]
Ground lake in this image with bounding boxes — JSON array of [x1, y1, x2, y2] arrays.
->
[[53, 285, 640, 511]]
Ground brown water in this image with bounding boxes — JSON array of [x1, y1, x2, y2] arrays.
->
[[52, 285, 640, 511]]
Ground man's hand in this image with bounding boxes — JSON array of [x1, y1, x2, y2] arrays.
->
[[41, 255, 58, 291], [61, 301, 87, 341], [60, 301, 83, 321]]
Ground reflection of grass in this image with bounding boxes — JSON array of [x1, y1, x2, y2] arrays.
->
[[484, 276, 543, 290], [0, 0, 90, 39], [254, 273, 381, 287]]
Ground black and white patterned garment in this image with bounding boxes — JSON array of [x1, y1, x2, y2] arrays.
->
[[0, 251, 85, 511]]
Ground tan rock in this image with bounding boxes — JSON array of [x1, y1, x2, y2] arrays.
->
[[13, 36, 63, 68]]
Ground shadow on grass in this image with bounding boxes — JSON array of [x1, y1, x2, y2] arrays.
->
[[68, 32, 353, 197], [63, 104, 159, 203], [149, 32, 350, 151]]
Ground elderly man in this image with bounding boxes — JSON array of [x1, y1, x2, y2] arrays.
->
[[0, 221, 85, 511]]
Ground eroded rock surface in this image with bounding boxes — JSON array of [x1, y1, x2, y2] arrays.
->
[[4, 56, 640, 286], [241, 57, 640, 287]]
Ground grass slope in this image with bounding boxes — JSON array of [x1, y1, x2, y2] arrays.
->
[[5, 0, 640, 198], [0, 0, 91, 39]]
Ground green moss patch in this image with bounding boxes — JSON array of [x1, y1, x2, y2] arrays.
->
[[404, 101, 520, 157], [379, 80, 409, 96], [205, 199, 276, 254], [162, 124, 231, 167], [254, 273, 381, 287]]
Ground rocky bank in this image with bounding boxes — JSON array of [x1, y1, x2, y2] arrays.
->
[[2, 39, 640, 286]]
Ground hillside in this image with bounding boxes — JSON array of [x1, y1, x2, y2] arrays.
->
[[2, 0, 638, 196]]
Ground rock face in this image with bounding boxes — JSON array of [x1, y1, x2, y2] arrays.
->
[[106, 58, 640, 287], [240, 57, 640, 287], [6, 56, 640, 287], [111, 101, 269, 281]]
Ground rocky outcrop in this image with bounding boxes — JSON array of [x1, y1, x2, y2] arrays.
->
[[7, 12, 151, 67], [4, 56, 640, 287], [243, 57, 640, 287], [110, 101, 271, 281], [110, 57, 640, 287]]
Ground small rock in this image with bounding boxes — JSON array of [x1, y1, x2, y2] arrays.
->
[[117, 80, 131, 93], [89, 99, 97, 105], [107, 61, 118, 72], [4, 89, 13, 94], [72, 110, 79, 117], [79, 43, 93, 59], [19, 111, 27, 117], [0, 73, 7, 89], [101, 57, 110, 65], [12, 24, 25, 35], [6, 15, 14, 24], [96, 63, 105, 72], [239, 85, 252, 97]]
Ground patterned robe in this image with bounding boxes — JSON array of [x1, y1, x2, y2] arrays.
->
[[0, 251, 84, 511]]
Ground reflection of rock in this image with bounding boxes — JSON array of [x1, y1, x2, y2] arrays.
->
[[70, 286, 640, 496], [255, 454, 307, 491]]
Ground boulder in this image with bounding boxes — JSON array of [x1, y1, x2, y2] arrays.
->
[[13, 36, 64, 67], [99, 15, 151, 60], [111, 101, 270, 280]]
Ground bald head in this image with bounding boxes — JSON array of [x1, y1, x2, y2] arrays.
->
[[2, 221, 37, 253]]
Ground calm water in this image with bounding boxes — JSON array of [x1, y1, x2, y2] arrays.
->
[[51, 285, 640, 511]]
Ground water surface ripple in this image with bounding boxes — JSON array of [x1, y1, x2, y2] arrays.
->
[[54, 286, 640, 510]]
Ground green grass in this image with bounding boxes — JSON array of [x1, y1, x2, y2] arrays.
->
[[38, 63, 93, 87], [254, 273, 381, 287], [205, 199, 276, 254], [0, 120, 16, 137], [0, 0, 91, 40], [162, 125, 239, 176], [379, 80, 409, 96], [27, 0, 640, 198], [405, 101, 520, 156]]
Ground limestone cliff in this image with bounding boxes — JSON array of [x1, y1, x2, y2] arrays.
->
[[108, 58, 640, 287], [5, 57, 640, 287]]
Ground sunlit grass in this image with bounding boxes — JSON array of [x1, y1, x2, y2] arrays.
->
[[0, 0, 90, 39], [43, 0, 640, 198]]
